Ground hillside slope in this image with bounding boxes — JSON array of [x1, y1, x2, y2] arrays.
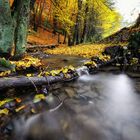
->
[[27, 28, 65, 45]]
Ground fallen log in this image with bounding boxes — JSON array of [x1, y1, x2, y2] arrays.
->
[[27, 44, 59, 52], [0, 74, 78, 90]]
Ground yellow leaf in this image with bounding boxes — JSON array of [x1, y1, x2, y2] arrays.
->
[[50, 70, 60, 76], [15, 98, 22, 103], [31, 108, 36, 114], [62, 68, 68, 74], [0, 70, 11, 77], [15, 105, 26, 112], [68, 65, 75, 71], [33, 94, 46, 103], [0, 108, 9, 115], [27, 74, 32, 77], [0, 98, 13, 107], [45, 72, 50, 76]]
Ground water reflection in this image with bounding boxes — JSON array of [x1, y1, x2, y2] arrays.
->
[[13, 73, 140, 140]]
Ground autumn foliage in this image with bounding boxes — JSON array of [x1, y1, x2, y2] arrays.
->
[[27, 0, 122, 45]]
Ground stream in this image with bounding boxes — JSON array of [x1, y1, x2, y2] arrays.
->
[[0, 54, 140, 140], [11, 72, 140, 140], [31, 53, 88, 70]]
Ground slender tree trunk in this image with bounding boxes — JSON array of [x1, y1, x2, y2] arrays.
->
[[58, 33, 60, 44], [53, 0, 59, 34], [73, 0, 82, 45], [53, 16, 57, 34], [38, 0, 45, 28], [68, 35, 73, 46], [33, 1, 40, 31], [63, 31, 67, 44], [0, 0, 30, 58], [81, 3, 89, 43]]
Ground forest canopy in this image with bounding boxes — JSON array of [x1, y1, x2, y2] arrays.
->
[[28, 0, 122, 44]]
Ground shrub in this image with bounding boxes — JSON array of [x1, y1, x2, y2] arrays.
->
[[128, 32, 140, 58]]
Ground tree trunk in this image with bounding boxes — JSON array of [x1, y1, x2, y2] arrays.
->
[[73, 0, 82, 45], [0, 74, 78, 90], [33, 1, 39, 32], [81, 3, 89, 43], [14, 0, 31, 57], [0, 0, 15, 57], [33, 0, 45, 32], [38, 0, 45, 27], [63, 31, 67, 44], [53, 15, 58, 34], [58, 33, 60, 44], [0, 0, 30, 58], [53, 0, 59, 35], [68, 35, 73, 46]]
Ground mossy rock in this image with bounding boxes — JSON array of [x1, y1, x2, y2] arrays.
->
[[0, 58, 15, 72]]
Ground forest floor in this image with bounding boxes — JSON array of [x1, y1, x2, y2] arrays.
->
[[0, 42, 113, 78], [45, 43, 112, 59], [27, 28, 65, 45]]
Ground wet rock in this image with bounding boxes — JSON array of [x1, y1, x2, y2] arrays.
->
[[102, 45, 123, 58], [91, 57, 104, 65], [122, 123, 140, 140], [13, 111, 68, 140], [77, 88, 88, 94], [64, 87, 76, 98], [49, 83, 63, 91], [3, 122, 14, 135], [45, 94, 61, 109]]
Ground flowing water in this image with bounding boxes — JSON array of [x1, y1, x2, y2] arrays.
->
[[34, 54, 88, 70], [11, 71, 140, 140]]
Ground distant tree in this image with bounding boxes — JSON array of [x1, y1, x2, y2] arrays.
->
[[80, 1, 89, 43], [32, 0, 46, 31], [71, 0, 121, 44], [0, 0, 30, 58], [73, 0, 83, 45]]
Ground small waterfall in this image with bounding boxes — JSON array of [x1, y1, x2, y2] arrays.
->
[[76, 66, 89, 76]]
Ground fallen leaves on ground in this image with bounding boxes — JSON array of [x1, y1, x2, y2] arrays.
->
[[45, 44, 111, 61], [0, 43, 111, 78], [0, 108, 9, 115], [38, 65, 76, 77], [0, 93, 45, 115], [27, 28, 64, 45], [0, 70, 12, 77], [84, 61, 97, 67], [11, 56, 42, 70], [0, 56, 43, 77]]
